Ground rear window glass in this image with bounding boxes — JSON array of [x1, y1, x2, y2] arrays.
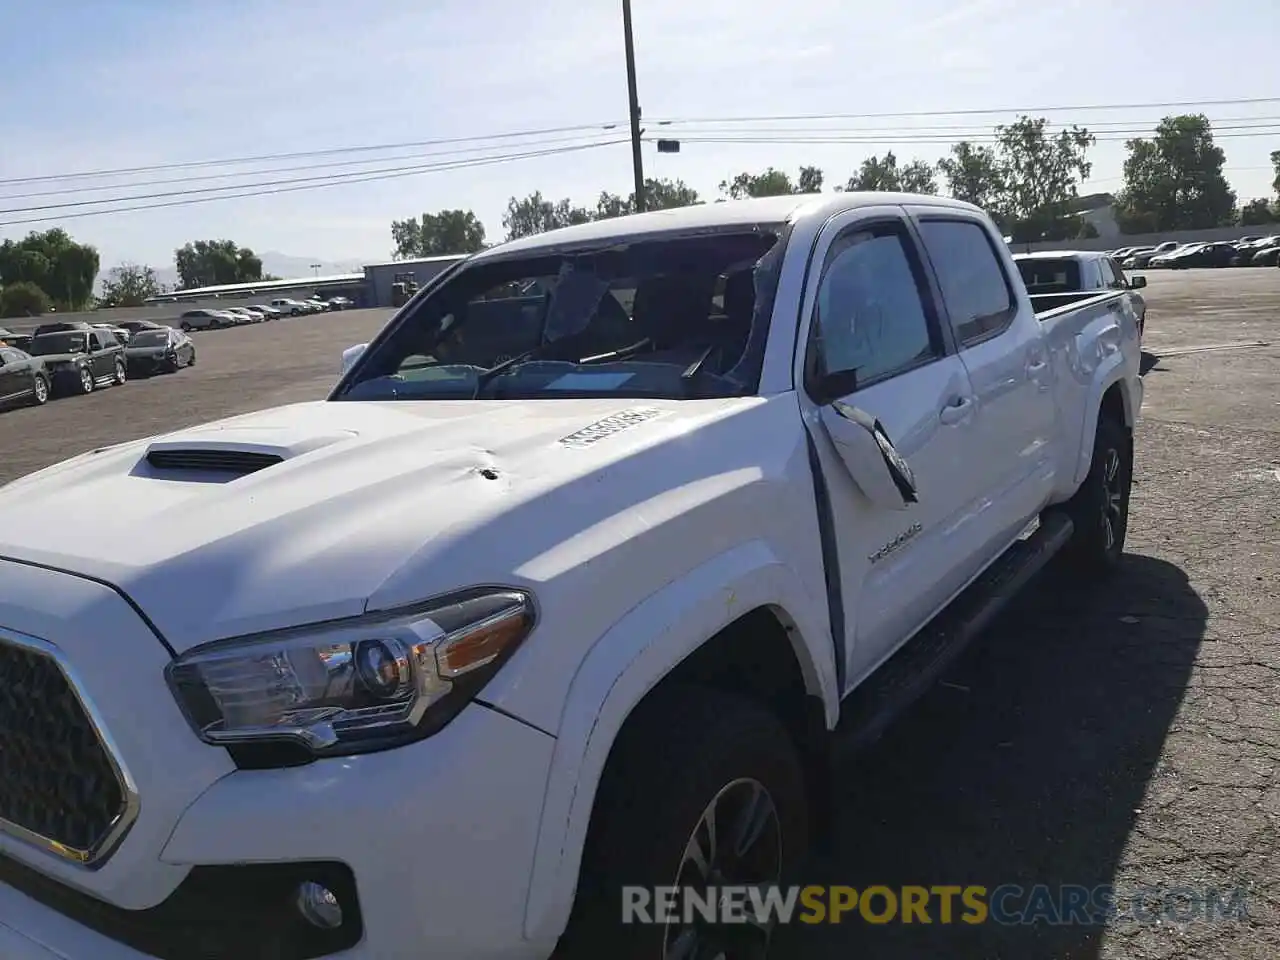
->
[[1016, 258, 1083, 294]]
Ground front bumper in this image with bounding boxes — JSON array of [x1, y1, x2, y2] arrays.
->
[[0, 560, 559, 960]]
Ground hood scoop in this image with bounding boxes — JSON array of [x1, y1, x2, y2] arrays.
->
[[142, 426, 358, 477]]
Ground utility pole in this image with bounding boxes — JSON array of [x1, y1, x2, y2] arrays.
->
[[622, 0, 645, 213]]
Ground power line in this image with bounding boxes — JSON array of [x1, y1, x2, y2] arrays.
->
[[0, 132, 624, 202], [648, 95, 1280, 126], [660, 128, 1280, 147], [0, 121, 627, 187], [10, 114, 1273, 205], [0, 140, 630, 227]]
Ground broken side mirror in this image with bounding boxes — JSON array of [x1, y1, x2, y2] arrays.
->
[[819, 399, 919, 510], [340, 343, 368, 376]]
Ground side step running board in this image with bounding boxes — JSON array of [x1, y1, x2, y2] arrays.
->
[[831, 510, 1074, 761]]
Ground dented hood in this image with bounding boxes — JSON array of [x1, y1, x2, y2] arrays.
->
[[0, 397, 736, 650]]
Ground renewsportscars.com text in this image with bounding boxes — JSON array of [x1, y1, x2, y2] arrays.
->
[[622, 884, 1250, 926]]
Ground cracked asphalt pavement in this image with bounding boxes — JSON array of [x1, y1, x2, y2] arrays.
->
[[0, 271, 1276, 959]]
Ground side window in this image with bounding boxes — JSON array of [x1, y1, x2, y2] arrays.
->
[[0, 348, 15, 364], [810, 222, 939, 387], [1103, 259, 1126, 288], [916, 219, 1016, 345]]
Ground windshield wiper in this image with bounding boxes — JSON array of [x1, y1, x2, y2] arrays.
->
[[680, 344, 718, 398], [473, 347, 540, 392]]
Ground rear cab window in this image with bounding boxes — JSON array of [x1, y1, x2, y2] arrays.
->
[[915, 218, 1017, 346], [1015, 258, 1083, 294]]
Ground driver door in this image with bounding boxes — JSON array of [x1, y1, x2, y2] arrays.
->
[[794, 209, 981, 690]]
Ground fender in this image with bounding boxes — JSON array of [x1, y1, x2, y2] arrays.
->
[[521, 539, 838, 941], [1072, 335, 1140, 488]]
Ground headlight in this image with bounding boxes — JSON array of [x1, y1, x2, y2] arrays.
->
[[166, 588, 535, 763]]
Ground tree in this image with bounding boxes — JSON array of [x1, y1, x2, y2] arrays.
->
[[390, 209, 486, 259], [0, 229, 99, 310], [98, 263, 163, 307], [797, 166, 825, 193], [0, 281, 51, 319], [845, 152, 937, 194], [937, 141, 1006, 212], [594, 178, 701, 220], [502, 191, 592, 240], [1114, 114, 1236, 233], [719, 167, 799, 199], [174, 240, 263, 289], [993, 116, 1095, 242], [1239, 198, 1276, 226]]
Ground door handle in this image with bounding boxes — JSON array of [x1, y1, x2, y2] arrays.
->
[[939, 395, 973, 425], [1027, 359, 1048, 374]]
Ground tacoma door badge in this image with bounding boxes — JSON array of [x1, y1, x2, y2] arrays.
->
[[868, 521, 923, 564]]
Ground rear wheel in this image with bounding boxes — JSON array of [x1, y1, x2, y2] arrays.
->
[[1059, 413, 1132, 578], [114, 359, 127, 385], [556, 686, 808, 960]]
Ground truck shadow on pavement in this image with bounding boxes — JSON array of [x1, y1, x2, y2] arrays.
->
[[775, 552, 1207, 959]]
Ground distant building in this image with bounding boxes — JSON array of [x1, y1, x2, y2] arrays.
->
[[362, 254, 470, 308]]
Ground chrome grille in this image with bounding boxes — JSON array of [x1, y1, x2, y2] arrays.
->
[[0, 631, 137, 866]]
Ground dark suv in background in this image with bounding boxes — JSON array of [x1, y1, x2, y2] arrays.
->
[[25, 327, 127, 395]]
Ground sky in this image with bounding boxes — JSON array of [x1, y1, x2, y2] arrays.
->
[[1, 0, 1278, 272]]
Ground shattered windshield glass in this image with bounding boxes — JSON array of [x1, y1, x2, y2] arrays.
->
[[334, 227, 788, 402]]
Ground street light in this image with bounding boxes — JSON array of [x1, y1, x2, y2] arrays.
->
[[310, 263, 322, 278]]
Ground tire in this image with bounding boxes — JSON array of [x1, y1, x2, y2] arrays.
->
[[187, 350, 197, 366], [114, 359, 127, 385], [76, 365, 94, 395], [181, 322, 193, 332], [555, 686, 808, 960], [29, 375, 49, 406], [1059, 412, 1132, 578]]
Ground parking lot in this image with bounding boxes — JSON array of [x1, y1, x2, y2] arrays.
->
[[1, 271, 1277, 957]]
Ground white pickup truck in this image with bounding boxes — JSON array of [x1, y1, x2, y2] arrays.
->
[[0, 193, 1142, 960]]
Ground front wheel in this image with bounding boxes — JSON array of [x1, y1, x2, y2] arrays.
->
[[556, 686, 808, 960], [114, 359, 127, 385], [1059, 413, 1132, 578], [76, 365, 94, 395], [180, 322, 193, 333], [30, 375, 49, 406]]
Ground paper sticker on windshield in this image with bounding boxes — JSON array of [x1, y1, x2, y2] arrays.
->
[[559, 407, 666, 448], [545, 372, 635, 391]]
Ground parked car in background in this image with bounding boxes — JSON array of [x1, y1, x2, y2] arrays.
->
[[0, 328, 35, 354], [1014, 250, 1148, 338], [0, 346, 50, 408], [326, 296, 354, 310], [1126, 241, 1184, 268], [224, 307, 260, 324], [124, 327, 197, 376], [1159, 242, 1237, 269], [31, 320, 94, 339], [1251, 242, 1280, 267], [1148, 242, 1204, 268], [179, 309, 234, 332], [269, 297, 312, 316], [117, 320, 170, 335], [92, 323, 132, 345], [249, 304, 283, 320], [304, 297, 331, 313], [25, 327, 128, 395]]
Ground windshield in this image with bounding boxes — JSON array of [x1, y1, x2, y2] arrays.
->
[[334, 228, 787, 403], [29, 332, 87, 355], [1017, 258, 1082, 294], [130, 330, 170, 346]]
